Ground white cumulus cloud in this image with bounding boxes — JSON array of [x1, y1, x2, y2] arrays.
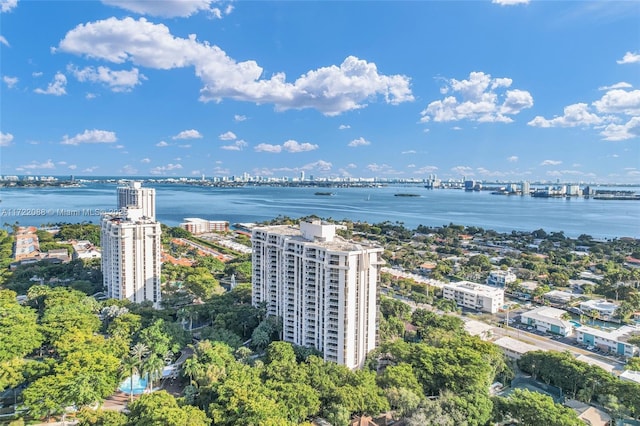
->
[[218, 131, 237, 141], [140, 158, 151, 163], [18, 159, 55, 170], [234, 114, 247, 122], [599, 82, 633, 91], [339, 124, 351, 130], [253, 140, 318, 153], [0, 35, 9, 46], [301, 160, 332, 172], [507, 156, 519, 162], [102, 0, 232, 18], [0, 131, 14, 146], [283, 140, 318, 153], [173, 129, 202, 140], [254, 143, 282, 153], [420, 71, 532, 123], [61, 129, 117, 145], [414, 165, 439, 174], [221, 140, 248, 151], [492, 0, 529, 5], [529, 87, 640, 141], [0, 0, 17, 13], [34, 72, 67, 96], [593, 89, 640, 115], [156, 140, 169, 147], [68, 65, 145, 92], [600, 117, 640, 141], [120, 165, 138, 174], [58, 17, 413, 116], [540, 160, 562, 166], [3, 76, 18, 88], [617, 51, 640, 65], [528, 103, 604, 128], [348, 137, 371, 147], [451, 166, 473, 176], [150, 163, 183, 174]]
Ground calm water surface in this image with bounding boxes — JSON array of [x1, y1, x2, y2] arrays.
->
[[1, 183, 638, 239]]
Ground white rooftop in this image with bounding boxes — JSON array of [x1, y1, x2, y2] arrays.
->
[[577, 325, 640, 342], [619, 370, 640, 384], [544, 290, 578, 302], [575, 355, 616, 373], [462, 318, 494, 337], [522, 306, 573, 329], [493, 336, 545, 355], [444, 280, 504, 297], [580, 299, 619, 311]]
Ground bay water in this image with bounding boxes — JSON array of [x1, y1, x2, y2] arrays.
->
[[1, 182, 638, 239]]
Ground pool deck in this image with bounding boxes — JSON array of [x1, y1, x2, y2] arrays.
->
[[102, 391, 138, 412]]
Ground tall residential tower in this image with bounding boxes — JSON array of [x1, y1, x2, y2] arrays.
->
[[251, 220, 383, 369], [101, 182, 162, 307]]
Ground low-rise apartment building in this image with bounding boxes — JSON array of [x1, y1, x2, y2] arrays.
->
[[442, 281, 504, 314], [520, 306, 573, 336], [575, 325, 640, 358]]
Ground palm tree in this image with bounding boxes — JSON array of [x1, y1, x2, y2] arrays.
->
[[121, 356, 139, 404], [130, 342, 149, 366], [127, 343, 149, 401], [144, 355, 165, 392], [182, 356, 200, 386]]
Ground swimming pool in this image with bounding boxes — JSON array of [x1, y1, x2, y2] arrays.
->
[[570, 320, 582, 328], [118, 375, 148, 395]]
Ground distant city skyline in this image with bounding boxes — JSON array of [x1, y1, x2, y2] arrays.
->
[[1, 1, 639, 182]]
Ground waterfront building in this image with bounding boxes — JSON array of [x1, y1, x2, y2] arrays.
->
[[180, 218, 229, 234], [486, 269, 517, 287], [442, 281, 504, 314], [251, 220, 383, 369], [542, 289, 579, 307], [101, 182, 162, 307], [520, 306, 573, 336], [521, 181, 530, 196], [575, 325, 640, 357], [579, 299, 619, 322]]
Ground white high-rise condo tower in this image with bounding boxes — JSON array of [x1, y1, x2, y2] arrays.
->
[[117, 181, 156, 219], [251, 220, 383, 369], [102, 181, 162, 307]]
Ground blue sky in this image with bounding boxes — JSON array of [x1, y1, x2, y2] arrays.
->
[[1, 0, 639, 182]]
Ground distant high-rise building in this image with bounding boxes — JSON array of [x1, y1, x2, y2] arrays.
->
[[251, 220, 383, 369], [117, 181, 156, 219], [521, 181, 530, 196], [102, 182, 162, 307]]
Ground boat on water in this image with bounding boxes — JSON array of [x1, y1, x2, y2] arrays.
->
[[394, 193, 420, 197], [314, 192, 335, 196]]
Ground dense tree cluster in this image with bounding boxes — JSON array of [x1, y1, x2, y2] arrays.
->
[[518, 351, 640, 417]]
